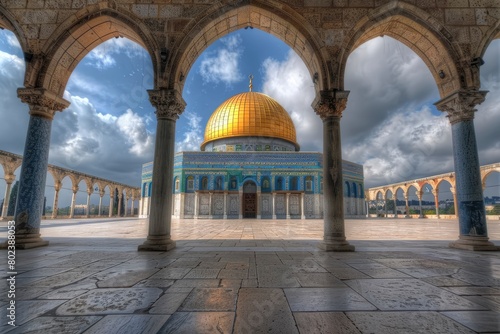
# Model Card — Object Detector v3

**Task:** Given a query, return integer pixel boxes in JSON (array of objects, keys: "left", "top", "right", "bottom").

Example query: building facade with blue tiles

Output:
[{"left": 139, "top": 89, "right": 365, "bottom": 219}]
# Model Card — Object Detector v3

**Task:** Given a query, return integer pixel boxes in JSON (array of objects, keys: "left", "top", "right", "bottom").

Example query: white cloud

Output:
[
  {"left": 117, "top": 109, "right": 154, "bottom": 156},
  {"left": 176, "top": 111, "right": 203, "bottom": 152},
  {"left": 199, "top": 34, "right": 243, "bottom": 85},
  {"left": 85, "top": 38, "right": 145, "bottom": 70},
  {"left": 262, "top": 50, "right": 322, "bottom": 151}
]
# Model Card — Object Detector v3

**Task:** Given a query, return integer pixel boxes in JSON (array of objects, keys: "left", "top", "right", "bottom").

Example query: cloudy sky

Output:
[{"left": 0, "top": 28, "right": 499, "bottom": 208}]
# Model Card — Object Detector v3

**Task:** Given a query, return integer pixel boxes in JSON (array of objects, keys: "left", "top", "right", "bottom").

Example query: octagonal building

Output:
[{"left": 139, "top": 88, "right": 365, "bottom": 219}]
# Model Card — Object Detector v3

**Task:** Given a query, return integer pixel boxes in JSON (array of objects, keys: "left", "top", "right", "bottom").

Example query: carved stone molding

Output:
[
  {"left": 313, "top": 90, "right": 350, "bottom": 120},
  {"left": 148, "top": 89, "right": 186, "bottom": 121},
  {"left": 434, "top": 89, "right": 488, "bottom": 125},
  {"left": 17, "top": 88, "right": 70, "bottom": 120}
]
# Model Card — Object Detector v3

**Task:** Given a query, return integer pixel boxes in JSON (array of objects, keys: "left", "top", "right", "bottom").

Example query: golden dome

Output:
[{"left": 201, "top": 92, "right": 299, "bottom": 150}]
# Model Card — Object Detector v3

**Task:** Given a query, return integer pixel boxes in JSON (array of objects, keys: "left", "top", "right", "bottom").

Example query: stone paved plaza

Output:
[{"left": 1, "top": 217, "right": 500, "bottom": 333}]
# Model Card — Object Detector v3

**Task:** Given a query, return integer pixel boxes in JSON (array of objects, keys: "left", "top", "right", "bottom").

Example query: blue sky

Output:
[{"left": 0, "top": 28, "right": 499, "bottom": 207}]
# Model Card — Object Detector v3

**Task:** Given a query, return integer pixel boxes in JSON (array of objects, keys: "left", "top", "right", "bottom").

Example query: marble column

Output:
[
  {"left": 385, "top": 197, "right": 388, "bottom": 217},
  {"left": 124, "top": 195, "right": 129, "bottom": 217},
  {"left": 301, "top": 193, "right": 306, "bottom": 219},
  {"left": 117, "top": 191, "right": 122, "bottom": 217},
  {"left": 208, "top": 192, "right": 213, "bottom": 217},
  {"left": 433, "top": 190, "right": 440, "bottom": 218},
  {"left": 223, "top": 192, "right": 227, "bottom": 219},
  {"left": 450, "top": 187, "right": 458, "bottom": 218},
  {"left": 314, "top": 90, "right": 354, "bottom": 251},
  {"left": 194, "top": 192, "right": 199, "bottom": 218},
  {"left": 51, "top": 181, "right": 61, "bottom": 219},
  {"left": 69, "top": 187, "right": 78, "bottom": 218},
  {"left": 1, "top": 88, "right": 69, "bottom": 249},
  {"left": 435, "top": 89, "right": 499, "bottom": 250},
  {"left": 1, "top": 174, "right": 15, "bottom": 219},
  {"left": 256, "top": 191, "right": 261, "bottom": 219},
  {"left": 272, "top": 193, "right": 276, "bottom": 219},
  {"left": 86, "top": 189, "right": 92, "bottom": 218},
  {"left": 417, "top": 191, "right": 423, "bottom": 218},
  {"left": 109, "top": 193, "right": 114, "bottom": 217},
  {"left": 404, "top": 194, "right": 410, "bottom": 218},
  {"left": 98, "top": 191, "right": 104, "bottom": 217},
  {"left": 285, "top": 193, "right": 290, "bottom": 219},
  {"left": 139, "top": 89, "right": 185, "bottom": 251},
  {"left": 393, "top": 196, "right": 398, "bottom": 218},
  {"left": 130, "top": 196, "right": 135, "bottom": 217}
]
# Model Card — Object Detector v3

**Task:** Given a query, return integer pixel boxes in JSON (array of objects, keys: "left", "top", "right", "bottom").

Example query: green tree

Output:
[
  {"left": 488, "top": 204, "right": 500, "bottom": 215},
  {"left": 7, "top": 181, "right": 19, "bottom": 216}
]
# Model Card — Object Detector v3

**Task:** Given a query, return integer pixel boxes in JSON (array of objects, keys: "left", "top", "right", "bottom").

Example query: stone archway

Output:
[{"left": 242, "top": 180, "right": 257, "bottom": 219}]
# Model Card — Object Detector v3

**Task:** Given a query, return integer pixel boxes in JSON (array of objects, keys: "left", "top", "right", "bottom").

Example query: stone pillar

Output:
[
  {"left": 117, "top": 191, "right": 122, "bottom": 217},
  {"left": 130, "top": 196, "right": 135, "bottom": 217},
  {"left": 432, "top": 190, "right": 440, "bottom": 218},
  {"left": 285, "top": 193, "right": 290, "bottom": 219},
  {"left": 69, "top": 186, "right": 78, "bottom": 218},
  {"left": 450, "top": 187, "right": 458, "bottom": 218},
  {"left": 139, "top": 89, "right": 185, "bottom": 251},
  {"left": 393, "top": 195, "right": 398, "bottom": 218},
  {"left": 404, "top": 194, "right": 410, "bottom": 218},
  {"left": 256, "top": 191, "right": 261, "bottom": 219},
  {"left": 314, "top": 90, "right": 354, "bottom": 251},
  {"left": 223, "top": 192, "right": 227, "bottom": 219},
  {"left": 194, "top": 192, "right": 199, "bottom": 219},
  {"left": 435, "top": 89, "right": 499, "bottom": 250},
  {"left": 301, "top": 193, "right": 306, "bottom": 219},
  {"left": 384, "top": 196, "right": 388, "bottom": 217},
  {"left": 109, "top": 193, "right": 114, "bottom": 218},
  {"left": 2, "top": 88, "right": 69, "bottom": 249},
  {"left": 272, "top": 193, "right": 276, "bottom": 219},
  {"left": 86, "top": 188, "right": 92, "bottom": 218},
  {"left": 98, "top": 191, "right": 104, "bottom": 217},
  {"left": 51, "top": 181, "right": 61, "bottom": 219},
  {"left": 417, "top": 191, "right": 423, "bottom": 218},
  {"left": 1, "top": 174, "right": 15, "bottom": 219},
  {"left": 208, "top": 192, "right": 213, "bottom": 217},
  {"left": 124, "top": 195, "right": 129, "bottom": 217}
]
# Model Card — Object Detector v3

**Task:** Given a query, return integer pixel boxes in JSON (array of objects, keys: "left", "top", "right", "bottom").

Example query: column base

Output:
[
  {"left": 138, "top": 235, "right": 176, "bottom": 252},
  {"left": 0, "top": 233, "right": 49, "bottom": 249},
  {"left": 449, "top": 236, "right": 500, "bottom": 251},
  {"left": 317, "top": 239, "right": 355, "bottom": 252}
]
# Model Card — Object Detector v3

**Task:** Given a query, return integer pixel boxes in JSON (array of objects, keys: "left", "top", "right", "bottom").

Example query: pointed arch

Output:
[
  {"left": 28, "top": 3, "right": 159, "bottom": 97},
  {"left": 167, "top": 1, "right": 330, "bottom": 94},
  {"left": 339, "top": 1, "right": 464, "bottom": 97},
  {"left": 0, "top": 5, "right": 28, "bottom": 54}
]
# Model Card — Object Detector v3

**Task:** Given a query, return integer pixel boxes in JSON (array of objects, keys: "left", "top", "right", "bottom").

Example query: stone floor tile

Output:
[
  {"left": 133, "top": 279, "right": 175, "bottom": 288},
  {"left": 83, "top": 315, "right": 170, "bottom": 334},
  {"left": 184, "top": 268, "right": 220, "bottom": 279},
  {"left": 242, "top": 279, "right": 258, "bottom": 287},
  {"left": 422, "top": 276, "right": 470, "bottom": 287},
  {"left": 16, "top": 267, "right": 71, "bottom": 278},
  {"left": 346, "top": 311, "right": 476, "bottom": 334},
  {"left": 346, "top": 279, "right": 488, "bottom": 311},
  {"left": 358, "top": 268, "right": 412, "bottom": 279},
  {"left": 28, "top": 271, "right": 93, "bottom": 288},
  {"left": 295, "top": 273, "right": 346, "bottom": 287},
  {"left": 5, "top": 316, "right": 102, "bottom": 334},
  {"left": 149, "top": 268, "right": 191, "bottom": 280},
  {"left": 452, "top": 270, "right": 500, "bottom": 287},
  {"left": 256, "top": 265, "right": 300, "bottom": 287},
  {"left": 96, "top": 269, "right": 159, "bottom": 288},
  {"left": 463, "top": 296, "right": 500, "bottom": 312},
  {"left": 149, "top": 292, "right": 191, "bottom": 314},
  {"left": 0, "top": 300, "right": 66, "bottom": 327},
  {"left": 284, "top": 287, "right": 376, "bottom": 312},
  {"left": 443, "top": 286, "right": 500, "bottom": 295},
  {"left": 234, "top": 288, "right": 298, "bottom": 333},
  {"left": 294, "top": 312, "right": 361, "bottom": 334},
  {"left": 218, "top": 269, "right": 249, "bottom": 279},
  {"left": 55, "top": 288, "right": 162, "bottom": 315},
  {"left": 399, "top": 267, "right": 461, "bottom": 278},
  {"left": 327, "top": 267, "right": 370, "bottom": 280},
  {"left": 179, "top": 288, "right": 238, "bottom": 311},
  {"left": 157, "top": 312, "right": 234, "bottom": 334},
  {"left": 38, "top": 280, "right": 97, "bottom": 299},
  {"left": 441, "top": 311, "right": 500, "bottom": 332},
  {"left": 219, "top": 279, "right": 242, "bottom": 288},
  {"left": 169, "top": 279, "right": 220, "bottom": 288}
]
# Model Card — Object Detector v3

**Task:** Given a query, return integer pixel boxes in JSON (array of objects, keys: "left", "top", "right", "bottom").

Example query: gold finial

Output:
[{"left": 249, "top": 74, "right": 253, "bottom": 92}]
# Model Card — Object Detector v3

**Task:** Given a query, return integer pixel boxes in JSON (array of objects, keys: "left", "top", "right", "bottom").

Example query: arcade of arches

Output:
[
  {"left": 367, "top": 162, "right": 500, "bottom": 220},
  {"left": 1, "top": 1, "right": 500, "bottom": 251},
  {"left": 0, "top": 150, "right": 140, "bottom": 224}
]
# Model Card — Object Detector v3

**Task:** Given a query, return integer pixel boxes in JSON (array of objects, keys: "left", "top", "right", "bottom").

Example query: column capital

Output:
[
  {"left": 148, "top": 89, "right": 186, "bottom": 121},
  {"left": 434, "top": 89, "right": 488, "bottom": 125},
  {"left": 72, "top": 186, "right": 79, "bottom": 194},
  {"left": 17, "top": 88, "right": 70, "bottom": 120},
  {"left": 313, "top": 90, "right": 350, "bottom": 120},
  {"left": 450, "top": 187, "right": 456, "bottom": 195},
  {"left": 4, "top": 173, "right": 15, "bottom": 184},
  {"left": 54, "top": 181, "right": 62, "bottom": 191},
  {"left": 99, "top": 190, "right": 106, "bottom": 197}
]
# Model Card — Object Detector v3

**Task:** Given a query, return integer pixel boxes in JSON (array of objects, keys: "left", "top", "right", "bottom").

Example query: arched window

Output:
[
  {"left": 261, "top": 177, "right": 271, "bottom": 193},
  {"left": 352, "top": 183, "right": 357, "bottom": 198},
  {"left": 344, "top": 181, "right": 351, "bottom": 197},
  {"left": 142, "top": 183, "right": 148, "bottom": 197},
  {"left": 320, "top": 177, "right": 323, "bottom": 193},
  {"left": 201, "top": 176, "right": 208, "bottom": 191},
  {"left": 359, "top": 184, "right": 364, "bottom": 198},
  {"left": 229, "top": 176, "right": 238, "bottom": 190},
  {"left": 174, "top": 178, "right": 179, "bottom": 193},
  {"left": 305, "top": 176, "right": 313, "bottom": 192},
  {"left": 290, "top": 176, "right": 298, "bottom": 191},
  {"left": 186, "top": 176, "right": 194, "bottom": 191},
  {"left": 276, "top": 177, "right": 284, "bottom": 191},
  {"left": 215, "top": 176, "right": 223, "bottom": 190}
]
